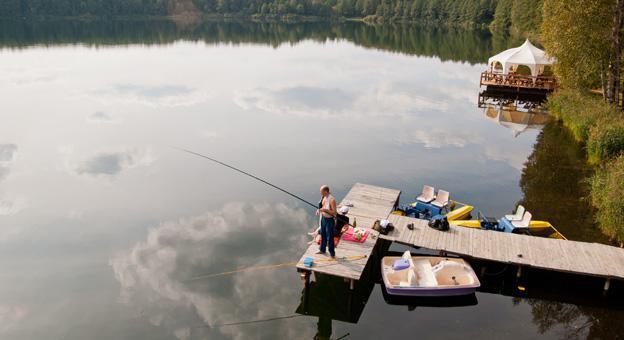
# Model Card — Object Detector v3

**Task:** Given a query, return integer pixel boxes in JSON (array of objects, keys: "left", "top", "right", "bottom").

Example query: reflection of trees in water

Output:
[
  {"left": 525, "top": 298, "right": 624, "bottom": 340},
  {"left": 519, "top": 122, "right": 607, "bottom": 243},
  {"left": 519, "top": 122, "right": 624, "bottom": 339},
  {"left": 0, "top": 19, "right": 524, "bottom": 64}
]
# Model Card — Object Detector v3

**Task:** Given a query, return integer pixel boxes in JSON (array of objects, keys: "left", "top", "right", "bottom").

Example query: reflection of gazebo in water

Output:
[
  {"left": 478, "top": 87, "right": 551, "bottom": 137},
  {"left": 480, "top": 39, "right": 557, "bottom": 92},
  {"left": 485, "top": 104, "right": 551, "bottom": 137}
]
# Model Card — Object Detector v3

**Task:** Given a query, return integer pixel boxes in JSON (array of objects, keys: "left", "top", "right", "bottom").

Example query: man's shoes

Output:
[{"left": 315, "top": 251, "right": 326, "bottom": 255}]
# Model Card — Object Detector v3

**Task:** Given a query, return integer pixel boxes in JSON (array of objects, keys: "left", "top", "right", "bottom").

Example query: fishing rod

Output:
[{"left": 175, "top": 148, "right": 317, "bottom": 209}]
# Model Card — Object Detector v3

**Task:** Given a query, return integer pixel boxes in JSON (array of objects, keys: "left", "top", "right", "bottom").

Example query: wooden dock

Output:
[
  {"left": 382, "top": 214, "right": 624, "bottom": 287},
  {"left": 295, "top": 183, "right": 401, "bottom": 286},
  {"left": 296, "top": 183, "right": 624, "bottom": 292}
]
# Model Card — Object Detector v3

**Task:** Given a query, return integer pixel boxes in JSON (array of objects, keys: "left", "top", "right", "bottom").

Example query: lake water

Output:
[{"left": 0, "top": 20, "right": 621, "bottom": 339}]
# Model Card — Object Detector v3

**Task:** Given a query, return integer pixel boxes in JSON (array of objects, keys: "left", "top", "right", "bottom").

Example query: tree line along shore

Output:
[{"left": 0, "top": 0, "right": 538, "bottom": 35}]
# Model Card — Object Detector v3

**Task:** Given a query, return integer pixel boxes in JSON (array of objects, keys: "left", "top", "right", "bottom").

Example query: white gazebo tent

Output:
[{"left": 488, "top": 39, "right": 554, "bottom": 77}]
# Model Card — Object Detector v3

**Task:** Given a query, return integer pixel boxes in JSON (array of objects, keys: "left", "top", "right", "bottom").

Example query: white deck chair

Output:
[
  {"left": 511, "top": 211, "right": 532, "bottom": 229},
  {"left": 416, "top": 185, "right": 435, "bottom": 203},
  {"left": 505, "top": 205, "right": 525, "bottom": 221},
  {"left": 431, "top": 190, "right": 450, "bottom": 208}
]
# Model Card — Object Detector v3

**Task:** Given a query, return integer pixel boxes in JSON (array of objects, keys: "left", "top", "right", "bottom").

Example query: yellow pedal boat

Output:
[{"left": 450, "top": 219, "right": 566, "bottom": 240}]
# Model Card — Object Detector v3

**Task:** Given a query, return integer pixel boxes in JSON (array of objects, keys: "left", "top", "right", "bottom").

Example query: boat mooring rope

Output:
[
  {"left": 450, "top": 199, "right": 470, "bottom": 207},
  {"left": 185, "top": 255, "right": 368, "bottom": 282}
]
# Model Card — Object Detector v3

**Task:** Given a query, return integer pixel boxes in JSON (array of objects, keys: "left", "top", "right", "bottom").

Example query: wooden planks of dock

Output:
[
  {"left": 338, "top": 182, "right": 401, "bottom": 229},
  {"left": 296, "top": 183, "right": 401, "bottom": 283},
  {"left": 384, "top": 214, "right": 624, "bottom": 281}
]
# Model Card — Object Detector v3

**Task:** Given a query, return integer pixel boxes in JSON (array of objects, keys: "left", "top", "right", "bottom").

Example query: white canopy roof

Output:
[{"left": 488, "top": 39, "right": 554, "bottom": 77}]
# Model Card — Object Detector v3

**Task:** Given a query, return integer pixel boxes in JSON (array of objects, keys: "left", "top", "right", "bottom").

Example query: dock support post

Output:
[
  {"left": 303, "top": 274, "right": 310, "bottom": 310},
  {"left": 516, "top": 266, "right": 522, "bottom": 278},
  {"left": 301, "top": 271, "right": 310, "bottom": 288},
  {"left": 603, "top": 279, "right": 611, "bottom": 295},
  {"left": 347, "top": 290, "right": 353, "bottom": 317},
  {"left": 349, "top": 279, "right": 355, "bottom": 291},
  {"left": 299, "top": 271, "right": 311, "bottom": 310}
]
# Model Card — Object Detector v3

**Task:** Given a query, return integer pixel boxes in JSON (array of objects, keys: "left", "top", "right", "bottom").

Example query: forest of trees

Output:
[
  {"left": 542, "top": 0, "right": 623, "bottom": 103},
  {"left": 0, "top": 0, "right": 173, "bottom": 17},
  {"left": 0, "top": 19, "right": 525, "bottom": 64},
  {"left": 0, "top": 0, "right": 541, "bottom": 34}
]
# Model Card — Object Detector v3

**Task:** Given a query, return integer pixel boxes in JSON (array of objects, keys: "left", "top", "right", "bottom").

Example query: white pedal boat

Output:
[{"left": 381, "top": 251, "right": 480, "bottom": 297}]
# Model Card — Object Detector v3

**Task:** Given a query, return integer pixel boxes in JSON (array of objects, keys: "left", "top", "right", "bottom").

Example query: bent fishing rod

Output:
[{"left": 175, "top": 147, "right": 318, "bottom": 209}]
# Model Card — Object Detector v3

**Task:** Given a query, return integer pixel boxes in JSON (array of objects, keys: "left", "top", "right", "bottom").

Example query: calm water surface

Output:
[{"left": 0, "top": 20, "right": 620, "bottom": 339}]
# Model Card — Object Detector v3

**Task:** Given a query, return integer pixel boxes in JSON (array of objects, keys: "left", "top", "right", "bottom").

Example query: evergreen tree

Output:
[{"left": 491, "top": 0, "right": 512, "bottom": 32}]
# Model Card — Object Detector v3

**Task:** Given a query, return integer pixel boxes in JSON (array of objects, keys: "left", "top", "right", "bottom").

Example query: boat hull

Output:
[
  {"left": 384, "top": 285, "right": 478, "bottom": 297},
  {"left": 381, "top": 255, "right": 480, "bottom": 297},
  {"left": 445, "top": 205, "right": 473, "bottom": 221}
]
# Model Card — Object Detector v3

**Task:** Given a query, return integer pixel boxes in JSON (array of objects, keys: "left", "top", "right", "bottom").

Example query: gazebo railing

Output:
[{"left": 480, "top": 71, "right": 558, "bottom": 91}]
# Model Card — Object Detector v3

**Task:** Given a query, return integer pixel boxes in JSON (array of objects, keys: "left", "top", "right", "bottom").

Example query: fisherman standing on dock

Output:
[{"left": 317, "top": 185, "right": 337, "bottom": 258}]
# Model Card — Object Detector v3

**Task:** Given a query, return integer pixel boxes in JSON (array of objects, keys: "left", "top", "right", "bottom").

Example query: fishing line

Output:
[
  {"left": 174, "top": 147, "right": 317, "bottom": 209},
  {"left": 185, "top": 255, "right": 368, "bottom": 282},
  {"left": 195, "top": 314, "right": 303, "bottom": 328}
]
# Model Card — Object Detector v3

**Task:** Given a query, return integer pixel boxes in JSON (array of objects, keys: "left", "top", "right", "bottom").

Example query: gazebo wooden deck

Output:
[{"left": 480, "top": 71, "right": 557, "bottom": 91}]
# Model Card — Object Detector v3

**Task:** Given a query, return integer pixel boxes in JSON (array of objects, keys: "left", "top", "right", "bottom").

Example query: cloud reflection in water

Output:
[
  {"left": 94, "top": 83, "right": 211, "bottom": 107},
  {"left": 395, "top": 129, "right": 482, "bottom": 149},
  {"left": 0, "top": 144, "right": 17, "bottom": 163},
  {"left": 235, "top": 82, "right": 448, "bottom": 118},
  {"left": 0, "top": 144, "right": 21, "bottom": 216},
  {"left": 87, "top": 111, "right": 117, "bottom": 123},
  {"left": 74, "top": 149, "right": 154, "bottom": 177},
  {"left": 111, "top": 203, "right": 314, "bottom": 339}
]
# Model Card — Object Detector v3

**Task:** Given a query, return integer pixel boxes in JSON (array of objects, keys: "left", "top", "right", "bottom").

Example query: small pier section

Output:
[
  {"left": 296, "top": 183, "right": 401, "bottom": 285},
  {"left": 383, "top": 215, "right": 624, "bottom": 285}
]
